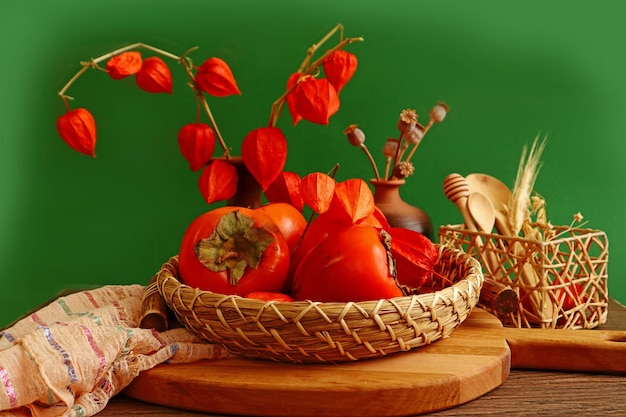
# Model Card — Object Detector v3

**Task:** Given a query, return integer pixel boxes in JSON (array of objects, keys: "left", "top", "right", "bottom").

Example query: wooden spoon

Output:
[
  {"left": 467, "top": 192, "right": 496, "bottom": 234},
  {"left": 466, "top": 174, "right": 550, "bottom": 321},
  {"left": 466, "top": 173, "right": 513, "bottom": 236}
]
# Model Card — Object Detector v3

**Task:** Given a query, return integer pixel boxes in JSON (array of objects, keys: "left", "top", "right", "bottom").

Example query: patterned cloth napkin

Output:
[{"left": 0, "top": 285, "right": 232, "bottom": 417}]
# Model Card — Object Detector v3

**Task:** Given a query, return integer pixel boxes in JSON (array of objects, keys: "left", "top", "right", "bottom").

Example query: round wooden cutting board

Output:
[{"left": 124, "top": 308, "right": 511, "bottom": 416}]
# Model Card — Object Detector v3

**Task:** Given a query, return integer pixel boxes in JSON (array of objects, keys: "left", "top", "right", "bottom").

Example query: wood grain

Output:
[
  {"left": 124, "top": 308, "right": 511, "bottom": 417},
  {"left": 102, "top": 299, "right": 626, "bottom": 417}
]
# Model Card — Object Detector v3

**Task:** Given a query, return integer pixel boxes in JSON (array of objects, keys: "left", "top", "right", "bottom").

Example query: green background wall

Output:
[{"left": 1, "top": 0, "right": 624, "bottom": 326}]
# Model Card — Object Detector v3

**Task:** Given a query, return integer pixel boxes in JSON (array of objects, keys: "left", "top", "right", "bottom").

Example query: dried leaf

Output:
[
  {"left": 195, "top": 57, "right": 241, "bottom": 97},
  {"left": 265, "top": 171, "right": 304, "bottom": 212},
  {"left": 198, "top": 159, "right": 238, "bottom": 204},
  {"left": 332, "top": 178, "right": 374, "bottom": 223},
  {"left": 323, "top": 49, "right": 358, "bottom": 93},
  {"left": 177, "top": 123, "right": 215, "bottom": 172},
  {"left": 300, "top": 172, "right": 336, "bottom": 214},
  {"left": 241, "top": 127, "right": 287, "bottom": 191},
  {"left": 106, "top": 51, "right": 142, "bottom": 80},
  {"left": 135, "top": 56, "right": 173, "bottom": 94},
  {"left": 295, "top": 77, "right": 340, "bottom": 125},
  {"left": 56, "top": 107, "right": 97, "bottom": 157}
]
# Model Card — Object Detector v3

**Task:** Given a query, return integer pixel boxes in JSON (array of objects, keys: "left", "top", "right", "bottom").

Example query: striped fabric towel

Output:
[{"left": 0, "top": 285, "right": 231, "bottom": 417}]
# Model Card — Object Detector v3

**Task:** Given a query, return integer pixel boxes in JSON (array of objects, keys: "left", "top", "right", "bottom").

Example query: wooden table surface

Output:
[{"left": 99, "top": 299, "right": 626, "bottom": 417}]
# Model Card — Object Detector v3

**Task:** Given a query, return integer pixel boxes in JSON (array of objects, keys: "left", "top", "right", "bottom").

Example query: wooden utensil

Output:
[
  {"left": 467, "top": 191, "right": 496, "bottom": 234},
  {"left": 446, "top": 173, "right": 549, "bottom": 322},
  {"left": 443, "top": 173, "right": 518, "bottom": 314},
  {"left": 465, "top": 173, "right": 514, "bottom": 236},
  {"left": 443, "top": 173, "right": 477, "bottom": 231},
  {"left": 465, "top": 191, "right": 518, "bottom": 314},
  {"left": 124, "top": 308, "right": 626, "bottom": 417}
]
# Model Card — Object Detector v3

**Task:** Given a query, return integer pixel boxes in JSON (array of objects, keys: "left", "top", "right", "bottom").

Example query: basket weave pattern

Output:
[
  {"left": 439, "top": 224, "right": 609, "bottom": 329},
  {"left": 154, "top": 246, "right": 483, "bottom": 363}
]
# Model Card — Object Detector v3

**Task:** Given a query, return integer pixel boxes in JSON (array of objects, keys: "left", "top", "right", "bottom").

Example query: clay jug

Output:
[{"left": 370, "top": 179, "right": 434, "bottom": 241}]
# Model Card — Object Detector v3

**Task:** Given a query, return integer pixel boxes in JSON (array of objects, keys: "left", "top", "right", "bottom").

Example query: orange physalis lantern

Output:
[
  {"left": 300, "top": 172, "right": 336, "bottom": 214},
  {"left": 56, "top": 107, "right": 97, "bottom": 157},
  {"left": 195, "top": 57, "right": 241, "bottom": 97},
  {"left": 265, "top": 171, "right": 304, "bottom": 212},
  {"left": 323, "top": 49, "right": 358, "bottom": 93},
  {"left": 135, "top": 56, "right": 173, "bottom": 94},
  {"left": 198, "top": 159, "right": 238, "bottom": 204},
  {"left": 177, "top": 123, "right": 216, "bottom": 172},
  {"left": 106, "top": 51, "right": 142, "bottom": 80},
  {"left": 285, "top": 73, "right": 303, "bottom": 126},
  {"left": 332, "top": 178, "right": 375, "bottom": 224},
  {"left": 295, "top": 77, "right": 340, "bottom": 125},
  {"left": 241, "top": 127, "right": 287, "bottom": 191}
]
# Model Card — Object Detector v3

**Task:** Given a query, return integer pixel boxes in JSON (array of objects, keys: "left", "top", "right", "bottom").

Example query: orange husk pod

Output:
[
  {"left": 241, "top": 127, "right": 287, "bottom": 191},
  {"left": 265, "top": 171, "right": 304, "bottom": 212},
  {"left": 177, "top": 123, "right": 216, "bottom": 172},
  {"left": 106, "top": 51, "right": 142, "bottom": 80},
  {"left": 300, "top": 172, "right": 336, "bottom": 214},
  {"left": 294, "top": 77, "right": 340, "bottom": 125},
  {"left": 195, "top": 57, "right": 241, "bottom": 97},
  {"left": 285, "top": 72, "right": 303, "bottom": 126},
  {"left": 56, "top": 107, "right": 97, "bottom": 157},
  {"left": 323, "top": 49, "right": 358, "bottom": 93},
  {"left": 388, "top": 227, "right": 439, "bottom": 290},
  {"left": 198, "top": 159, "right": 238, "bottom": 204},
  {"left": 332, "top": 178, "right": 375, "bottom": 224},
  {"left": 135, "top": 56, "right": 173, "bottom": 94}
]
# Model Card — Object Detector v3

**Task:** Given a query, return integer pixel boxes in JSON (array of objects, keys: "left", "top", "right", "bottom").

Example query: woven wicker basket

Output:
[
  {"left": 152, "top": 245, "right": 483, "bottom": 363},
  {"left": 439, "top": 224, "right": 609, "bottom": 329}
]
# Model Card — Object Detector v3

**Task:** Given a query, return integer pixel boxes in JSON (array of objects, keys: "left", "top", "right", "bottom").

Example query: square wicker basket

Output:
[{"left": 439, "top": 224, "right": 609, "bottom": 329}]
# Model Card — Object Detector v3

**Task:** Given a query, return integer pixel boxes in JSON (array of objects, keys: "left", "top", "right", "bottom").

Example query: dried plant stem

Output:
[
  {"left": 57, "top": 42, "right": 231, "bottom": 156},
  {"left": 268, "top": 24, "right": 363, "bottom": 127},
  {"left": 360, "top": 144, "right": 381, "bottom": 180},
  {"left": 384, "top": 157, "right": 392, "bottom": 180},
  {"left": 507, "top": 135, "right": 551, "bottom": 321},
  {"left": 404, "top": 120, "right": 433, "bottom": 163},
  {"left": 178, "top": 52, "right": 230, "bottom": 157},
  {"left": 508, "top": 135, "right": 546, "bottom": 235}
]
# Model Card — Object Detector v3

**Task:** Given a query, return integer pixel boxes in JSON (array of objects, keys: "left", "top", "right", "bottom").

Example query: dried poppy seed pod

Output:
[
  {"left": 382, "top": 138, "right": 398, "bottom": 158},
  {"left": 397, "top": 108, "right": 417, "bottom": 133},
  {"left": 391, "top": 161, "right": 415, "bottom": 179},
  {"left": 404, "top": 124, "right": 425, "bottom": 145},
  {"left": 343, "top": 124, "right": 365, "bottom": 146},
  {"left": 429, "top": 102, "right": 449, "bottom": 123}
]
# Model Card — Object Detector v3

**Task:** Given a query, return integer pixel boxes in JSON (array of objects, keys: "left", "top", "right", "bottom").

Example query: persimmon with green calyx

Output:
[
  {"left": 292, "top": 224, "right": 403, "bottom": 302},
  {"left": 178, "top": 206, "right": 290, "bottom": 295}
]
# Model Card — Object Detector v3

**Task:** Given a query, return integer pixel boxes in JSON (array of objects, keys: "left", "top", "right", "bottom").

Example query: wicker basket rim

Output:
[{"left": 156, "top": 245, "right": 483, "bottom": 309}]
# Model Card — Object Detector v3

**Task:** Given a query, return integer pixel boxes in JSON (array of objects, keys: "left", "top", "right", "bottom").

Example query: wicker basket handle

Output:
[{"left": 139, "top": 275, "right": 169, "bottom": 331}]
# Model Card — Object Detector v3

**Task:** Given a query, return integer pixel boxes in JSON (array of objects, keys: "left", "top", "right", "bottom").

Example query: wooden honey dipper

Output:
[
  {"left": 443, "top": 173, "right": 477, "bottom": 231},
  {"left": 443, "top": 173, "right": 518, "bottom": 315}
]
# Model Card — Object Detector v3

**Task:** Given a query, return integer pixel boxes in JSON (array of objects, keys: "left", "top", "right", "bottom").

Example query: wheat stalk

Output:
[{"left": 508, "top": 135, "right": 547, "bottom": 236}]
